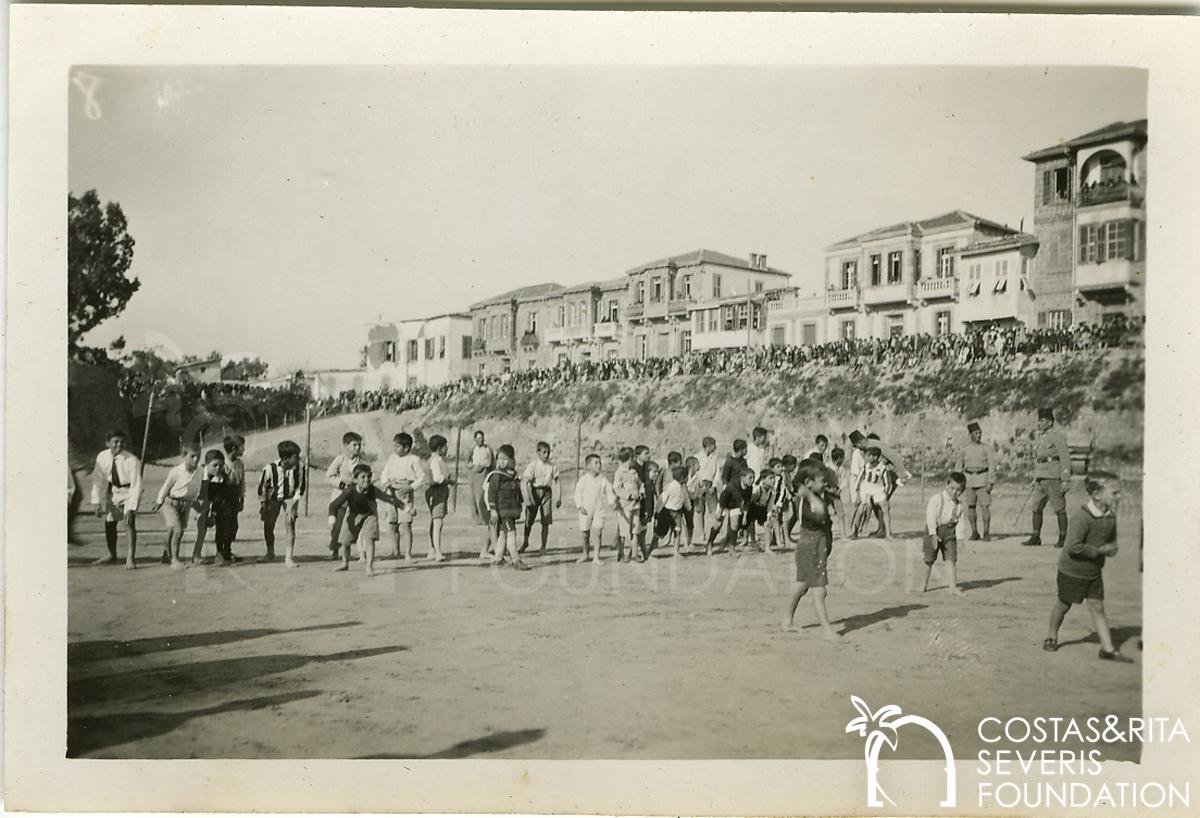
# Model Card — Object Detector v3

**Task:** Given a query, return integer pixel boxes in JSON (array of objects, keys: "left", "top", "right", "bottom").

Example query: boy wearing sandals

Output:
[{"left": 1043, "top": 473, "right": 1134, "bottom": 663}]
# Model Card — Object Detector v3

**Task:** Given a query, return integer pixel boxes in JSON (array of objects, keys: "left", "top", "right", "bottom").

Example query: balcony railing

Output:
[
  {"left": 1078, "top": 180, "right": 1136, "bottom": 208},
  {"left": 543, "top": 326, "right": 566, "bottom": 344},
  {"left": 626, "top": 303, "right": 645, "bottom": 320},
  {"left": 1076, "top": 259, "right": 1139, "bottom": 293},
  {"left": 827, "top": 288, "right": 860, "bottom": 309},
  {"left": 916, "top": 276, "right": 958, "bottom": 300},
  {"left": 861, "top": 281, "right": 913, "bottom": 305},
  {"left": 593, "top": 321, "right": 619, "bottom": 339},
  {"left": 519, "top": 331, "right": 539, "bottom": 350}
]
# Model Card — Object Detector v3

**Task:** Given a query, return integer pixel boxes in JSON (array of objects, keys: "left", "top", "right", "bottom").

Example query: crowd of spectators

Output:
[{"left": 308, "top": 318, "right": 1142, "bottom": 419}]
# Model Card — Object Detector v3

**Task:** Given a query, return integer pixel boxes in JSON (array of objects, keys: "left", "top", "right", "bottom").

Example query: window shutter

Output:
[
  {"left": 1042, "top": 170, "right": 1053, "bottom": 205},
  {"left": 1137, "top": 219, "right": 1146, "bottom": 261},
  {"left": 1097, "top": 224, "right": 1107, "bottom": 263},
  {"left": 1079, "top": 226, "right": 1088, "bottom": 263},
  {"left": 1124, "top": 219, "right": 1136, "bottom": 260}
]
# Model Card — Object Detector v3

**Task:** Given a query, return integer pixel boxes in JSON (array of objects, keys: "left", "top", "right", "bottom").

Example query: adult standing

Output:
[
  {"left": 467, "top": 430, "right": 495, "bottom": 556},
  {"left": 955, "top": 421, "right": 996, "bottom": 541},
  {"left": 1022, "top": 408, "right": 1071, "bottom": 547}
]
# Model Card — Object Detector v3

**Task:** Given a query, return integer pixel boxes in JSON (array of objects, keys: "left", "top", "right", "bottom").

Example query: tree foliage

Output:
[
  {"left": 68, "top": 189, "right": 139, "bottom": 354},
  {"left": 222, "top": 356, "right": 270, "bottom": 381}
]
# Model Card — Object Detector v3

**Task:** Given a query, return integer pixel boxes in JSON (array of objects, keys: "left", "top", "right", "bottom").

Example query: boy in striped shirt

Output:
[{"left": 257, "top": 440, "right": 306, "bottom": 566}]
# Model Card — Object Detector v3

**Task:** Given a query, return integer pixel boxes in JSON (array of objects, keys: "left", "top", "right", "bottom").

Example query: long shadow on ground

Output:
[
  {"left": 70, "top": 645, "right": 408, "bottom": 708},
  {"left": 359, "top": 727, "right": 548, "bottom": 759},
  {"left": 1057, "top": 625, "right": 1142, "bottom": 651},
  {"left": 835, "top": 603, "right": 928, "bottom": 635},
  {"left": 69, "top": 622, "right": 363, "bottom": 664},
  {"left": 959, "top": 576, "right": 1022, "bottom": 591},
  {"left": 67, "top": 690, "right": 322, "bottom": 757}
]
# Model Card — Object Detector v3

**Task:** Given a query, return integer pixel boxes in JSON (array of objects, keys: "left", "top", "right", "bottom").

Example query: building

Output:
[
  {"left": 955, "top": 233, "right": 1040, "bottom": 330},
  {"left": 175, "top": 357, "right": 223, "bottom": 384},
  {"left": 468, "top": 283, "right": 564, "bottom": 376},
  {"left": 539, "top": 276, "right": 627, "bottom": 366},
  {"left": 624, "top": 249, "right": 791, "bottom": 358},
  {"left": 823, "top": 210, "right": 1024, "bottom": 340},
  {"left": 689, "top": 289, "right": 787, "bottom": 351},
  {"left": 364, "top": 312, "right": 474, "bottom": 388},
  {"left": 764, "top": 289, "right": 830, "bottom": 347},
  {"left": 1022, "top": 119, "right": 1147, "bottom": 327}
]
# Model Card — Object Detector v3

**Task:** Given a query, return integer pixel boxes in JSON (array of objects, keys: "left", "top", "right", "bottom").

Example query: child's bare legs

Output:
[
  {"left": 335, "top": 535, "right": 350, "bottom": 571},
  {"left": 399, "top": 522, "right": 414, "bottom": 560},
  {"left": 123, "top": 514, "right": 138, "bottom": 569},
  {"left": 1086, "top": 598, "right": 1117, "bottom": 653},
  {"left": 783, "top": 581, "right": 809, "bottom": 630},
  {"left": 364, "top": 534, "right": 376, "bottom": 576},
  {"left": 577, "top": 528, "right": 590, "bottom": 562},
  {"left": 429, "top": 517, "right": 446, "bottom": 561},
  {"left": 879, "top": 501, "right": 893, "bottom": 539},
  {"left": 284, "top": 510, "right": 298, "bottom": 567},
  {"left": 921, "top": 561, "right": 935, "bottom": 593},
  {"left": 946, "top": 560, "right": 963, "bottom": 595},
  {"left": 593, "top": 530, "right": 603, "bottom": 563},
  {"left": 811, "top": 587, "right": 840, "bottom": 639},
  {"left": 381, "top": 522, "right": 399, "bottom": 561},
  {"left": 1047, "top": 599, "right": 1071, "bottom": 643},
  {"left": 725, "top": 510, "right": 742, "bottom": 554},
  {"left": 538, "top": 522, "right": 551, "bottom": 554},
  {"left": 479, "top": 521, "right": 494, "bottom": 560}
]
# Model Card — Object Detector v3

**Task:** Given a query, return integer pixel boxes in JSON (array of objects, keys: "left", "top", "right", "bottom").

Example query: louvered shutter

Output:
[
  {"left": 1079, "top": 226, "right": 1089, "bottom": 262},
  {"left": 1124, "top": 219, "right": 1136, "bottom": 260},
  {"left": 1097, "top": 224, "right": 1107, "bottom": 263}
]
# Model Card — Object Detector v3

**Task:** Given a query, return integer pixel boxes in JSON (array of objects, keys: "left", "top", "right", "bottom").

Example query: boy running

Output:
[{"left": 329, "top": 463, "right": 400, "bottom": 576}]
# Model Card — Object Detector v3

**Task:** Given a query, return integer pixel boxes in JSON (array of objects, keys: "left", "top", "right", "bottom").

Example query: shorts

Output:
[
  {"left": 161, "top": 498, "right": 191, "bottom": 530},
  {"left": 698, "top": 481, "right": 717, "bottom": 515},
  {"left": 655, "top": 507, "right": 685, "bottom": 539},
  {"left": 578, "top": 507, "right": 607, "bottom": 533},
  {"left": 794, "top": 528, "right": 828, "bottom": 587},
  {"left": 426, "top": 485, "right": 449, "bottom": 520},
  {"left": 747, "top": 504, "right": 769, "bottom": 525},
  {"left": 962, "top": 485, "right": 992, "bottom": 508},
  {"left": 101, "top": 493, "right": 135, "bottom": 523},
  {"left": 527, "top": 486, "right": 553, "bottom": 524},
  {"left": 338, "top": 513, "right": 379, "bottom": 546},
  {"left": 1057, "top": 571, "right": 1104, "bottom": 604},
  {"left": 614, "top": 505, "right": 635, "bottom": 540},
  {"left": 923, "top": 524, "right": 958, "bottom": 565},
  {"left": 379, "top": 495, "right": 416, "bottom": 526},
  {"left": 496, "top": 516, "right": 518, "bottom": 534},
  {"left": 861, "top": 484, "right": 888, "bottom": 508},
  {"left": 1033, "top": 478, "right": 1067, "bottom": 513},
  {"left": 637, "top": 496, "right": 656, "bottom": 526},
  {"left": 261, "top": 498, "right": 299, "bottom": 530}
]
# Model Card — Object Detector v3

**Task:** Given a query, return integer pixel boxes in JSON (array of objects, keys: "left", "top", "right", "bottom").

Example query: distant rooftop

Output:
[
  {"left": 959, "top": 232, "right": 1040, "bottom": 258},
  {"left": 827, "top": 210, "right": 1017, "bottom": 250},
  {"left": 1022, "top": 119, "right": 1148, "bottom": 162},
  {"left": 626, "top": 248, "right": 789, "bottom": 276},
  {"left": 469, "top": 282, "right": 564, "bottom": 309}
]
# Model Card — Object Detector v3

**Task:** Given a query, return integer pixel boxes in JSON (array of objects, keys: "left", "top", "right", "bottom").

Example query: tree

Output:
[
  {"left": 222, "top": 356, "right": 270, "bottom": 381},
  {"left": 68, "top": 190, "right": 139, "bottom": 355}
]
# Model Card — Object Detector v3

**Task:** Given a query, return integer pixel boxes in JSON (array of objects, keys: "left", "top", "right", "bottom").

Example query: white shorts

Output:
[
  {"left": 861, "top": 483, "right": 888, "bottom": 507},
  {"left": 378, "top": 499, "right": 416, "bottom": 526},
  {"left": 578, "top": 508, "right": 607, "bottom": 533},
  {"left": 102, "top": 492, "right": 134, "bottom": 523}
]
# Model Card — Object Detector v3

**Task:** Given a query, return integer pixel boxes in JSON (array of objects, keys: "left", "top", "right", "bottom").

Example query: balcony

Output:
[
  {"left": 916, "top": 276, "right": 958, "bottom": 301},
  {"left": 861, "top": 281, "right": 913, "bottom": 306},
  {"left": 626, "top": 303, "right": 644, "bottom": 320},
  {"left": 544, "top": 326, "right": 565, "bottom": 344},
  {"left": 1078, "top": 179, "right": 1142, "bottom": 208},
  {"left": 668, "top": 298, "right": 692, "bottom": 316},
  {"left": 519, "top": 331, "right": 539, "bottom": 350},
  {"left": 827, "top": 288, "right": 859, "bottom": 310},
  {"left": 489, "top": 336, "right": 512, "bottom": 354},
  {"left": 594, "top": 321, "right": 619, "bottom": 340},
  {"left": 1076, "top": 259, "right": 1140, "bottom": 294}
]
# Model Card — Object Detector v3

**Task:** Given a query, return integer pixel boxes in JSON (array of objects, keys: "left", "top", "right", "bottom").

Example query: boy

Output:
[
  {"left": 759, "top": 458, "right": 788, "bottom": 553},
  {"left": 828, "top": 447, "right": 849, "bottom": 540},
  {"left": 574, "top": 453, "right": 616, "bottom": 562},
  {"left": 326, "top": 431, "right": 364, "bottom": 559},
  {"left": 631, "top": 445, "right": 655, "bottom": 561},
  {"left": 612, "top": 447, "right": 642, "bottom": 563},
  {"left": 469, "top": 430, "right": 496, "bottom": 559},
  {"left": 805, "top": 434, "right": 830, "bottom": 463},
  {"left": 1043, "top": 475, "right": 1133, "bottom": 662},
  {"left": 782, "top": 461, "right": 841, "bottom": 640},
  {"left": 257, "top": 440, "right": 307, "bottom": 567},
  {"left": 520, "top": 441, "right": 561, "bottom": 555},
  {"left": 709, "top": 467, "right": 753, "bottom": 556},
  {"left": 638, "top": 457, "right": 661, "bottom": 561},
  {"left": 329, "top": 463, "right": 399, "bottom": 576},
  {"left": 379, "top": 432, "right": 425, "bottom": 561},
  {"left": 485, "top": 444, "right": 531, "bottom": 570},
  {"left": 199, "top": 450, "right": 241, "bottom": 566},
  {"left": 90, "top": 429, "right": 142, "bottom": 569},
  {"left": 425, "top": 434, "right": 451, "bottom": 562},
  {"left": 658, "top": 464, "right": 692, "bottom": 558},
  {"left": 852, "top": 447, "right": 893, "bottom": 539},
  {"left": 153, "top": 444, "right": 200, "bottom": 568},
  {"left": 694, "top": 437, "right": 719, "bottom": 545},
  {"left": 922, "top": 472, "right": 966, "bottom": 595},
  {"left": 222, "top": 434, "right": 247, "bottom": 560},
  {"left": 684, "top": 456, "right": 703, "bottom": 546}
]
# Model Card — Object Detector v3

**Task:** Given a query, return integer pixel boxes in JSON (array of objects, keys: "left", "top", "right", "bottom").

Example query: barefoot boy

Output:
[
  {"left": 379, "top": 432, "right": 424, "bottom": 561},
  {"left": 326, "top": 431, "right": 364, "bottom": 559},
  {"left": 485, "top": 444, "right": 531, "bottom": 571},
  {"left": 852, "top": 446, "right": 893, "bottom": 539},
  {"left": 783, "top": 461, "right": 840, "bottom": 640},
  {"left": 90, "top": 429, "right": 142, "bottom": 569},
  {"left": 922, "top": 472, "right": 966, "bottom": 595},
  {"left": 574, "top": 453, "right": 616, "bottom": 562},
  {"left": 425, "top": 434, "right": 451, "bottom": 562},
  {"left": 1043, "top": 474, "right": 1133, "bottom": 662},
  {"left": 612, "top": 447, "right": 642, "bottom": 563},
  {"left": 223, "top": 434, "right": 247, "bottom": 560},
  {"left": 520, "top": 441, "right": 561, "bottom": 555},
  {"left": 153, "top": 444, "right": 200, "bottom": 568},
  {"left": 257, "top": 440, "right": 306, "bottom": 566},
  {"left": 199, "top": 450, "right": 242, "bottom": 567},
  {"left": 329, "top": 463, "right": 399, "bottom": 576}
]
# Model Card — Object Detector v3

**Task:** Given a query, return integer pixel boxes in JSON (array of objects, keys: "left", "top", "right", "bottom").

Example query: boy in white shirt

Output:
[
  {"left": 922, "top": 472, "right": 966, "bottom": 595},
  {"left": 520, "top": 441, "right": 561, "bottom": 555},
  {"left": 424, "top": 434, "right": 451, "bottom": 562},
  {"left": 378, "top": 432, "right": 425, "bottom": 561},
  {"left": 153, "top": 444, "right": 200, "bottom": 568},
  {"left": 574, "top": 453, "right": 616, "bottom": 563},
  {"left": 659, "top": 464, "right": 692, "bottom": 558},
  {"left": 694, "top": 436, "right": 719, "bottom": 542},
  {"left": 325, "top": 431, "right": 364, "bottom": 560},
  {"left": 90, "top": 429, "right": 143, "bottom": 569}
]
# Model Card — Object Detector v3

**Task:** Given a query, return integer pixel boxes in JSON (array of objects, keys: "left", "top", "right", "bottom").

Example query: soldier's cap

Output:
[
  {"left": 1038, "top": 408, "right": 1055, "bottom": 421},
  {"left": 849, "top": 430, "right": 865, "bottom": 444},
  {"left": 967, "top": 422, "right": 981, "bottom": 434}
]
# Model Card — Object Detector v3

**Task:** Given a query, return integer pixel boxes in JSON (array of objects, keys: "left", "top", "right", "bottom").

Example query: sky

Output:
[{"left": 68, "top": 65, "right": 1146, "bottom": 372}]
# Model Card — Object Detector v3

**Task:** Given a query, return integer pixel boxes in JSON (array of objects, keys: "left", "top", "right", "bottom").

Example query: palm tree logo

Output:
[{"left": 845, "top": 695, "right": 957, "bottom": 808}]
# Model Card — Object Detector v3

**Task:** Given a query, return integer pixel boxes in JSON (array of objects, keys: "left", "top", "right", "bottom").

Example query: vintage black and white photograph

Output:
[{"left": 61, "top": 61, "right": 1152, "bottom": 767}]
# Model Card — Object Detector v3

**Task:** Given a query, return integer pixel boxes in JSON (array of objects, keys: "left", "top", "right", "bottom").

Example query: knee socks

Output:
[{"left": 104, "top": 521, "right": 118, "bottom": 557}]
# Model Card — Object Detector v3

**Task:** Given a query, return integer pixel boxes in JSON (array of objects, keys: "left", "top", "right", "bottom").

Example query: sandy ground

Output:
[{"left": 68, "top": 465, "right": 1142, "bottom": 760}]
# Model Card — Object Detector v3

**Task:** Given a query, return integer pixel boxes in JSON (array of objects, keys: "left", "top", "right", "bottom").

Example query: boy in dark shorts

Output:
[
  {"left": 708, "top": 467, "right": 753, "bottom": 556},
  {"left": 197, "top": 450, "right": 240, "bottom": 566},
  {"left": 425, "top": 434, "right": 451, "bottom": 562},
  {"left": 1043, "top": 474, "right": 1133, "bottom": 662},
  {"left": 520, "top": 441, "right": 561, "bottom": 555},
  {"left": 329, "top": 463, "right": 399, "bottom": 576},
  {"left": 922, "top": 472, "right": 966, "bottom": 595},
  {"left": 783, "top": 461, "right": 840, "bottom": 640},
  {"left": 486, "top": 445, "right": 531, "bottom": 571},
  {"left": 258, "top": 440, "right": 306, "bottom": 567}
]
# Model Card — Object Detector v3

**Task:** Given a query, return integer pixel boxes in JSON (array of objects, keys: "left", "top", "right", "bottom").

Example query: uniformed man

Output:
[
  {"left": 955, "top": 421, "right": 996, "bottom": 541},
  {"left": 1022, "top": 407, "right": 1071, "bottom": 547}
]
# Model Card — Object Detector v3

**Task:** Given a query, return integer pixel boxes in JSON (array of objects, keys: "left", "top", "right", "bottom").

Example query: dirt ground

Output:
[{"left": 68, "top": 465, "right": 1142, "bottom": 760}]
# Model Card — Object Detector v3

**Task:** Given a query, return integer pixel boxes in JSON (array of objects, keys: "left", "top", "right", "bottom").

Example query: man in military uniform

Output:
[
  {"left": 955, "top": 421, "right": 996, "bottom": 541},
  {"left": 1022, "top": 407, "right": 1071, "bottom": 547}
]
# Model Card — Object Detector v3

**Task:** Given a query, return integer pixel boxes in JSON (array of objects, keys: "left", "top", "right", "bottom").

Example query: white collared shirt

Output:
[
  {"left": 157, "top": 463, "right": 200, "bottom": 504},
  {"left": 91, "top": 449, "right": 143, "bottom": 509},
  {"left": 695, "top": 450, "right": 719, "bottom": 483}
]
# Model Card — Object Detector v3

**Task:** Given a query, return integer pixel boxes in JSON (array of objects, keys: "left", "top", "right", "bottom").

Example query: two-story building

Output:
[
  {"left": 764, "top": 289, "right": 830, "bottom": 348},
  {"left": 624, "top": 249, "right": 791, "bottom": 358},
  {"left": 537, "top": 276, "right": 627, "bottom": 365},
  {"left": 824, "top": 210, "right": 1023, "bottom": 340},
  {"left": 1022, "top": 119, "right": 1147, "bottom": 327},
  {"left": 468, "top": 283, "right": 564, "bottom": 376},
  {"left": 689, "top": 289, "right": 790, "bottom": 351},
  {"left": 364, "top": 312, "right": 474, "bottom": 388}
]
